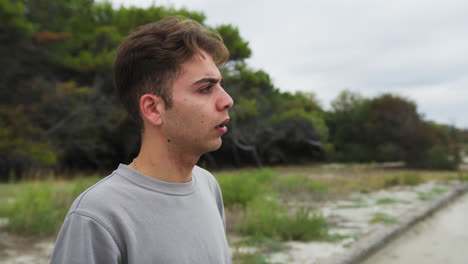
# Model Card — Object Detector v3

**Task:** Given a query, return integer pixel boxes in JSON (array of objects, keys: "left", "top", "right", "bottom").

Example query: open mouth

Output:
[{"left": 215, "top": 119, "right": 230, "bottom": 129}]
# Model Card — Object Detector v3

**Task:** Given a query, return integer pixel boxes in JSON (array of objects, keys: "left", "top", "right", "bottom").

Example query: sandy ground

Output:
[
  {"left": 0, "top": 232, "right": 53, "bottom": 264},
  {"left": 360, "top": 191, "right": 468, "bottom": 264},
  {"left": 267, "top": 180, "right": 461, "bottom": 264},
  {"left": 0, "top": 180, "right": 462, "bottom": 264}
]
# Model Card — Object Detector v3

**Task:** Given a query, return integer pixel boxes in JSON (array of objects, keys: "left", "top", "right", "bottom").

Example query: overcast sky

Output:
[{"left": 109, "top": 0, "right": 468, "bottom": 128}]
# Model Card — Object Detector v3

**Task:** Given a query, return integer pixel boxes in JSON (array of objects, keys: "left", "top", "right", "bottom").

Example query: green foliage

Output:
[
  {"left": 0, "top": 182, "right": 61, "bottom": 235},
  {"left": 0, "top": 0, "right": 37, "bottom": 37},
  {"left": 375, "top": 198, "right": 410, "bottom": 205},
  {"left": 218, "top": 62, "right": 328, "bottom": 167},
  {"left": 240, "top": 195, "right": 328, "bottom": 241},
  {"left": 216, "top": 169, "right": 274, "bottom": 207},
  {"left": 0, "top": 177, "right": 99, "bottom": 235},
  {"left": 419, "top": 145, "right": 459, "bottom": 170},
  {"left": 240, "top": 236, "right": 285, "bottom": 253},
  {"left": 240, "top": 195, "right": 286, "bottom": 238},
  {"left": 215, "top": 24, "right": 251, "bottom": 61},
  {"left": 418, "top": 187, "right": 446, "bottom": 201},
  {"left": 2, "top": 0, "right": 330, "bottom": 177},
  {"left": 327, "top": 91, "right": 461, "bottom": 170},
  {"left": 283, "top": 207, "right": 329, "bottom": 241},
  {"left": 370, "top": 212, "right": 398, "bottom": 224},
  {"left": 275, "top": 174, "right": 328, "bottom": 193},
  {"left": 233, "top": 252, "right": 272, "bottom": 264}
]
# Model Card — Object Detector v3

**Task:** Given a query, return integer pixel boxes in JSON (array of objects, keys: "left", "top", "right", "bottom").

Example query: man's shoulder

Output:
[
  {"left": 193, "top": 165, "right": 218, "bottom": 184},
  {"left": 193, "top": 165, "right": 224, "bottom": 198},
  {"left": 68, "top": 166, "right": 131, "bottom": 216}
]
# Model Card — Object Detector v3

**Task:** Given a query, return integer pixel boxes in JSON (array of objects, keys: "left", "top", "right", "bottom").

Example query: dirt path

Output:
[{"left": 361, "top": 191, "right": 468, "bottom": 264}]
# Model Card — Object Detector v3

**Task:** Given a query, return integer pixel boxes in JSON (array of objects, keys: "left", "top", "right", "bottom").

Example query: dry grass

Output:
[{"left": 270, "top": 163, "right": 464, "bottom": 200}]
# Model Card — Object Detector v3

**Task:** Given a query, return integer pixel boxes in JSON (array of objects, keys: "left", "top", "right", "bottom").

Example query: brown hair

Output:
[{"left": 113, "top": 16, "right": 229, "bottom": 128}]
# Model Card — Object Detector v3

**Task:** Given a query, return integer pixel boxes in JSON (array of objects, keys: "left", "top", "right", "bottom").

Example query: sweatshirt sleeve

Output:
[{"left": 50, "top": 212, "right": 122, "bottom": 264}]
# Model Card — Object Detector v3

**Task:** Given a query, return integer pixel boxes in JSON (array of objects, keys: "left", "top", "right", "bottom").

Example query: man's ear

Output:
[{"left": 139, "top": 94, "right": 165, "bottom": 126}]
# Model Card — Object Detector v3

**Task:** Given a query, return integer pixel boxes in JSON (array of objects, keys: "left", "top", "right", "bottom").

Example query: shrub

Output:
[
  {"left": 239, "top": 195, "right": 328, "bottom": 241},
  {"left": 239, "top": 195, "right": 286, "bottom": 238},
  {"left": 216, "top": 169, "right": 274, "bottom": 207},
  {"left": 280, "top": 207, "right": 328, "bottom": 241}
]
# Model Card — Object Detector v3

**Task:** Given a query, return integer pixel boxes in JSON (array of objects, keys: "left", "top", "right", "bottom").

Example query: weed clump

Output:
[{"left": 239, "top": 195, "right": 328, "bottom": 241}]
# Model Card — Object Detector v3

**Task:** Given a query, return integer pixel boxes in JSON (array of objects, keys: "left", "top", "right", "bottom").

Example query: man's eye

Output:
[{"left": 200, "top": 86, "right": 212, "bottom": 93}]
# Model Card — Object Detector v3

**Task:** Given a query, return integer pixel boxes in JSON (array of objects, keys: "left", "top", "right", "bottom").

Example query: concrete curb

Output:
[{"left": 321, "top": 182, "right": 468, "bottom": 264}]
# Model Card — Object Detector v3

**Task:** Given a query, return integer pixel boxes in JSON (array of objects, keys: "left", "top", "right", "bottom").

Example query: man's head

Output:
[{"left": 113, "top": 16, "right": 229, "bottom": 128}]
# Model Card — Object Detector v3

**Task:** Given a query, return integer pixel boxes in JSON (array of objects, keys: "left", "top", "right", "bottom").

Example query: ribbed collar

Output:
[{"left": 115, "top": 164, "right": 197, "bottom": 196}]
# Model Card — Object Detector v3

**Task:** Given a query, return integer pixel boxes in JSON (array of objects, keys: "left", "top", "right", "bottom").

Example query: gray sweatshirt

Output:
[{"left": 50, "top": 164, "right": 231, "bottom": 264}]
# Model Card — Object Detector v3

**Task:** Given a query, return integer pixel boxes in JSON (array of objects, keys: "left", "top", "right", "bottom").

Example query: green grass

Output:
[
  {"left": 240, "top": 236, "right": 285, "bottom": 253},
  {"left": 216, "top": 169, "right": 329, "bottom": 208},
  {"left": 0, "top": 177, "right": 100, "bottom": 236},
  {"left": 375, "top": 198, "right": 410, "bottom": 205},
  {"left": 239, "top": 195, "right": 329, "bottom": 241},
  {"left": 418, "top": 187, "right": 446, "bottom": 201},
  {"left": 216, "top": 169, "right": 274, "bottom": 207},
  {"left": 233, "top": 252, "right": 273, "bottom": 264},
  {"left": 370, "top": 212, "right": 398, "bottom": 224}
]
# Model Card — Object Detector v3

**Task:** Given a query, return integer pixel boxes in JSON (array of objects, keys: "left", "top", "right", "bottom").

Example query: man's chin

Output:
[{"left": 205, "top": 139, "right": 223, "bottom": 153}]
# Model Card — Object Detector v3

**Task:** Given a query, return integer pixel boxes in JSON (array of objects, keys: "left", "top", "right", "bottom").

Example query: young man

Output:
[{"left": 50, "top": 17, "right": 234, "bottom": 263}]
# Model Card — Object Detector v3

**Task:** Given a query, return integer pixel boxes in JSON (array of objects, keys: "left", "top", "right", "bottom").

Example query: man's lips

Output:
[{"left": 215, "top": 118, "right": 230, "bottom": 133}]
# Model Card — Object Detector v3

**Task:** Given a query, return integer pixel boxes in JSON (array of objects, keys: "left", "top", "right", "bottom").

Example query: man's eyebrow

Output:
[{"left": 192, "top": 77, "right": 222, "bottom": 86}]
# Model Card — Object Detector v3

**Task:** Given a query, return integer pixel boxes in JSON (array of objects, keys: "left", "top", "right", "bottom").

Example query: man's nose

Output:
[{"left": 217, "top": 87, "right": 234, "bottom": 111}]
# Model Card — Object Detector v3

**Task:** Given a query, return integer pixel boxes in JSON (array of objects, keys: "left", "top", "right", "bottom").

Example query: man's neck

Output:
[{"left": 133, "top": 135, "right": 200, "bottom": 183}]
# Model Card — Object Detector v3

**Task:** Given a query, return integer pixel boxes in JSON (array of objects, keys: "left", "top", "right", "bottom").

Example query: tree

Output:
[{"left": 327, "top": 91, "right": 461, "bottom": 170}]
